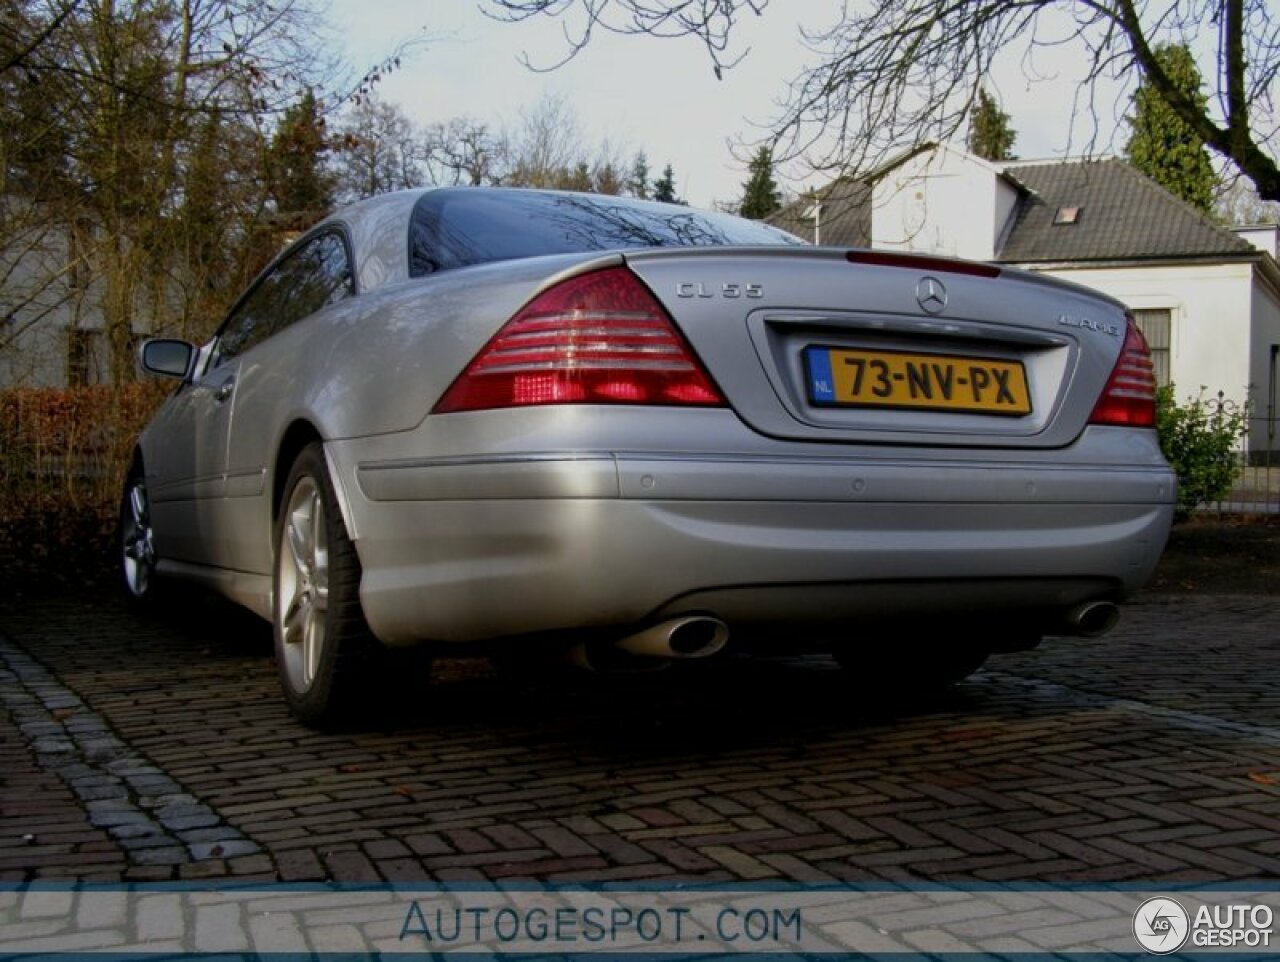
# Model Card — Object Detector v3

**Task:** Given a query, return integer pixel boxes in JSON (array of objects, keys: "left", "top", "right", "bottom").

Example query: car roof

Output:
[{"left": 320, "top": 187, "right": 804, "bottom": 295}]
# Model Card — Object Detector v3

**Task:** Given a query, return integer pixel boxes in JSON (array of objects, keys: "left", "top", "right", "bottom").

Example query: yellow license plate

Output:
[{"left": 804, "top": 346, "right": 1032, "bottom": 415}]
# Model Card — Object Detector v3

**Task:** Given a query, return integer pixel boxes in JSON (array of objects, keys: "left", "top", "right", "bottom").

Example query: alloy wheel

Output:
[
  {"left": 276, "top": 476, "right": 330, "bottom": 693},
  {"left": 121, "top": 479, "right": 156, "bottom": 597}
]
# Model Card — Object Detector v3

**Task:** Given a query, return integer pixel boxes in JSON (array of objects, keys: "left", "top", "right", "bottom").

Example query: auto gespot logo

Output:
[{"left": 1133, "top": 897, "right": 1274, "bottom": 953}]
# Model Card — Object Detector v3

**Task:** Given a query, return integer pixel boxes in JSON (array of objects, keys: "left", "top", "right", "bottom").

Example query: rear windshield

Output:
[{"left": 408, "top": 188, "right": 804, "bottom": 276}]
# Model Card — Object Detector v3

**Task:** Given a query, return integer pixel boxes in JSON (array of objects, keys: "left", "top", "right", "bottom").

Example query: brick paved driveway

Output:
[{"left": 2, "top": 587, "right": 1278, "bottom": 884}]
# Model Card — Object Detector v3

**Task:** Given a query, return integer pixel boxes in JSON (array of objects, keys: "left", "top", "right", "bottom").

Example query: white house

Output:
[
  {"left": 0, "top": 207, "right": 112, "bottom": 388},
  {"left": 772, "top": 144, "right": 1280, "bottom": 458},
  {"left": 0, "top": 201, "right": 300, "bottom": 391}
]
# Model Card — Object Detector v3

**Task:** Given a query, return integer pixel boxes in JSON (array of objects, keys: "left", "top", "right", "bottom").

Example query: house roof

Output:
[
  {"left": 767, "top": 177, "right": 871, "bottom": 247},
  {"left": 765, "top": 150, "right": 1258, "bottom": 267},
  {"left": 997, "top": 158, "right": 1255, "bottom": 263}
]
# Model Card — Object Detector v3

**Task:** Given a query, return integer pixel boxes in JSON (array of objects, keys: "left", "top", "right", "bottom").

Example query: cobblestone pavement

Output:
[{"left": 1, "top": 587, "right": 1278, "bottom": 884}]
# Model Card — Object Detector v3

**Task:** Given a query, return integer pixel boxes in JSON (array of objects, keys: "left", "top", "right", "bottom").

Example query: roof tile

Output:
[
  {"left": 767, "top": 178, "right": 871, "bottom": 247},
  {"left": 998, "top": 158, "right": 1253, "bottom": 262}
]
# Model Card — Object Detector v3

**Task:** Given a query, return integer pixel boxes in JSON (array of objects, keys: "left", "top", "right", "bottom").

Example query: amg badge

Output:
[{"left": 1057, "top": 314, "right": 1121, "bottom": 337}]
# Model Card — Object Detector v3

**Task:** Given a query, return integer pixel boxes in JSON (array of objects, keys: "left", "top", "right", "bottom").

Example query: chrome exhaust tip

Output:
[
  {"left": 1065, "top": 600, "right": 1120, "bottom": 638},
  {"left": 567, "top": 617, "right": 731, "bottom": 671},
  {"left": 615, "top": 616, "right": 729, "bottom": 660}
]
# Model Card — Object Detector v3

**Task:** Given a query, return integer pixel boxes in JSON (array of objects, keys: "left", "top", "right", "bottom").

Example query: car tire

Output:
[
  {"left": 273, "top": 442, "right": 386, "bottom": 728},
  {"left": 119, "top": 462, "right": 161, "bottom": 608}
]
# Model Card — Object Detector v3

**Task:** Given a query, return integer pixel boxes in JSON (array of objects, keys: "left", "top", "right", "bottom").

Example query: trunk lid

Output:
[{"left": 623, "top": 247, "right": 1131, "bottom": 449}]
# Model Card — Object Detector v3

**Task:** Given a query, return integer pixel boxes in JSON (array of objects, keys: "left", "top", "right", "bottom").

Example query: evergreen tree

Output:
[
  {"left": 739, "top": 146, "right": 781, "bottom": 219},
  {"left": 557, "top": 161, "right": 594, "bottom": 191},
  {"left": 627, "top": 151, "right": 650, "bottom": 199},
  {"left": 967, "top": 90, "right": 1016, "bottom": 161},
  {"left": 593, "top": 159, "right": 625, "bottom": 195},
  {"left": 267, "top": 90, "right": 334, "bottom": 219},
  {"left": 1125, "top": 43, "right": 1217, "bottom": 213},
  {"left": 652, "top": 163, "right": 679, "bottom": 203}
]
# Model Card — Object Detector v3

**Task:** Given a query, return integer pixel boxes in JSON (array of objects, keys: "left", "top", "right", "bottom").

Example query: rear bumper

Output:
[{"left": 327, "top": 436, "right": 1175, "bottom": 645}]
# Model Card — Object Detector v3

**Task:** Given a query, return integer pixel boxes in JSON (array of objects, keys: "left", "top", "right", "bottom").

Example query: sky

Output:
[{"left": 323, "top": 2, "right": 1134, "bottom": 210}]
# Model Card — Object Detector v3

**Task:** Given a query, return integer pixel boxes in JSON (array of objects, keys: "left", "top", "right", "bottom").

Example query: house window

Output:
[
  {"left": 1132, "top": 308, "right": 1172, "bottom": 387},
  {"left": 67, "top": 218, "right": 94, "bottom": 292},
  {"left": 1053, "top": 206, "right": 1082, "bottom": 225},
  {"left": 66, "top": 329, "right": 97, "bottom": 386}
]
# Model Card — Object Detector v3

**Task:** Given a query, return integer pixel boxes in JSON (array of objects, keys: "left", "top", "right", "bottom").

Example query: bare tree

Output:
[
  {"left": 423, "top": 117, "right": 508, "bottom": 186},
  {"left": 499, "top": 94, "right": 634, "bottom": 192},
  {"left": 504, "top": 92, "right": 583, "bottom": 187},
  {"left": 332, "top": 96, "right": 427, "bottom": 202},
  {"left": 485, "top": 0, "right": 1280, "bottom": 201},
  {"left": 1217, "top": 176, "right": 1280, "bottom": 226}
]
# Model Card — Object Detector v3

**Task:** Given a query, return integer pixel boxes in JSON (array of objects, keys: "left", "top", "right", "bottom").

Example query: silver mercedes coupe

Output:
[{"left": 121, "top": 187, "right": 1175, "bottom": 726}]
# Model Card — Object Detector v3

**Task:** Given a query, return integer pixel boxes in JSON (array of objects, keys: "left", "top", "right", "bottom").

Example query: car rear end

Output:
[{"left": 328, "top": 244, "right": 1174, "bottom": 654}]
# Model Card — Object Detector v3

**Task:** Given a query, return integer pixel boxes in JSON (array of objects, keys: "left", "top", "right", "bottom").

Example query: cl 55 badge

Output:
[
  {"left": 677, "top": 282, "right": 764, "bottom": 299},
  {"left": 1057, "top": 314, "right": 1121, "bottom": 337}
]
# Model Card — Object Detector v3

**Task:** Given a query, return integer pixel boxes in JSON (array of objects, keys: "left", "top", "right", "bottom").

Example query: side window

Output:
[
  {"left": 216, "top": 274, "right": 276, "bottom": 363},
  {"left": 217, "top": 231, "right": 353, "bottom": 364},
  {"left": 276, "top": 231, "right": 354, "bottom": 321}
]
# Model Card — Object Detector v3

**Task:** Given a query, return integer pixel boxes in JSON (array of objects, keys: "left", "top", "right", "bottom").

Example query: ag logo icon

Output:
[{"left": 1133, "top": 897, "right": 1190, "bottom": 954}]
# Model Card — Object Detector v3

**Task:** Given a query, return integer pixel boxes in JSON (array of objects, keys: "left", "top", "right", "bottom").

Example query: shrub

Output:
[
  {"left": 0, "top": 384, "right": 166, "bottom": 581},
  {"left": 1155, "top": 385, "right": 1249, "bottom": 520}
]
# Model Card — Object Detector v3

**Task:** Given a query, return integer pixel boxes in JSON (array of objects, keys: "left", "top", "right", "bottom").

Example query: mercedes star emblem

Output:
[{"left": 916, "top": 276, "right": 948, "bottom": 314}]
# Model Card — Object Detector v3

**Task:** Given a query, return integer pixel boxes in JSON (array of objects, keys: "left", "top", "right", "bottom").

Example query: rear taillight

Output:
[
  {"left": 433, "top": 267, "right": 725, "bottom": 413},
  {"left": 1088, "top": 315, "right": 1157, "bottom": 427}
]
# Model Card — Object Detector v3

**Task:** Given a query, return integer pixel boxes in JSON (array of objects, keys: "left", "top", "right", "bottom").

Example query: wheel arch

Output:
[
  {"left": 272, "top": 420, "right": 361, "bottom": 543},
  {"left": 273, "top": 421, "right": 323, "bottom": 521}
]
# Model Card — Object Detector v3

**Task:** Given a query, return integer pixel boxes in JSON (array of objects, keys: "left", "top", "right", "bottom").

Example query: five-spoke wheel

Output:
[
  {"left": 272, "top": 442, "right": 383, "bottom": 727},
  {"left": 276, "top": 474, "right": 330, "bottom": 695},
  {"left": 119, "top": 465, "right": 159, "bottom": 604}
]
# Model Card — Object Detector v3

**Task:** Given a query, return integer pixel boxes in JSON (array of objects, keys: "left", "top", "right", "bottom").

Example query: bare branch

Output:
[
  {"left": 483, "top": 0, "right": 1280, "bottom": 199},
  {"left": 0, "top": 0, "right": 83, "bottom": 75},
  {"left": 484, "top": 0, "right": 765, "bottom": 76}
]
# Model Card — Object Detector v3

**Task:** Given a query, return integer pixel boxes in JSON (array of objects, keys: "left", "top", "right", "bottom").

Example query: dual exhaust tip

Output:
[
  {"left": 612, "top": 602, "right": 1121, "bottom": 651},
  {"left": 569, "top": 600, "right": 1119, "bottom": 672}
]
